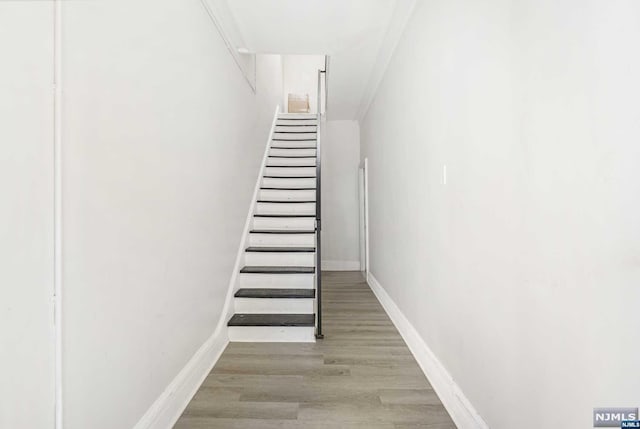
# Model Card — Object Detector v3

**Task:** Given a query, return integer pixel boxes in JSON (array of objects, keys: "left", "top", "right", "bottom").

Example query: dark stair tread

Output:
[
  {"left": 235, "top": 288, "right": 315, "bottom": 298},
  {"left": 275, "top": 124, "right": 318, "bottom": 127},
  {"left": 240, "top": 266, "right": 315, "bottom": 274},
  {"left": 274, "top": 131, "right": 317, "bottom": 134},
  {"left": 246, "top": 246, "right": 315, "bottom": 253},
  {"left": 266, "top": 165, "right": 315, "bottom": 168},
  {"left": 270, "top": 146, "right": 317, "bottom": 150},
  {"left": 260, "top": 187, "right": 316, "bottom": 190},
  {"left": 263, "top": 175, "right": 316, "bottom": 179},
  {"left": 254, "top": 213, "right": 315, "bottom": 217},
  {"left": 278, "top": 117, "right": 318, "bottom": 121},
  {"left": 250, "top": 229, "right": 315, "bottom": 234},
  {"left": 268, "top": 156, "right": 316, "bottom": 158},
  {"left": 228, "top": 313, "right": 315, "bottom": 327},
  {"left": 272, "top": 139, "right": 317, "bottom": 141},
  {"left": 257, "top": 200, "right": 315, "bottom": 203}
]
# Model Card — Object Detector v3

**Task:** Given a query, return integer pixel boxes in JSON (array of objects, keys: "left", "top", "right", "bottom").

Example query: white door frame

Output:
[{"left": 358, "top": 158, "right": 369, "bottom": 277}]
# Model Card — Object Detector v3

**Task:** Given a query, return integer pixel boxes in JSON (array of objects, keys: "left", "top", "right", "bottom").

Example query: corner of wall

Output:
[
  {"left": 355, "top": 0, "right": 418, "bottom": 122},
  {"left": 132, "top": 328, "right": 228, "bottom": 429},
  {"left": 366, "top": 272, "right": 490, "bottom": 429}
]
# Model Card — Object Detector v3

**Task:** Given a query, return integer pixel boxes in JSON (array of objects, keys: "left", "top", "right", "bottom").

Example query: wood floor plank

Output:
[
  {"left": 237, "top": 382, "right": 382, "bottom": 404},
  {"left": 297, "top": 402, "right": 453, "bottom": 425},
  {"left": 181, "top": 401, "right": 298, "bottom": 420},
  {"left": 378, "top": 389, "right": 443, "bottom": 405},
  {"left": 174, "top": 271, "right": 456, "bottom": 428},
  {"left": 394, "top": 424, "right": 458, "bottom": 429},
  {"left": 176, "top": 417, "right": 395, "bottom": 429}
]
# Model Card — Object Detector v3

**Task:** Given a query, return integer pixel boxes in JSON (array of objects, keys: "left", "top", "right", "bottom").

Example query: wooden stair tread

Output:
[
  {"left": 234, "top": 288, "right": 315, "bottom": 299},
  {"left": 250, "top": 229, "right": 315, "bottom": 234},
  {"left": 228, "top": 313, "right": 315, "bottom": 327},
  {"left": 246, "top": 246, "right": 315, "bottom": 253},
  {"left": 240, "top": 266, "right": 315, "bottom": 274}
]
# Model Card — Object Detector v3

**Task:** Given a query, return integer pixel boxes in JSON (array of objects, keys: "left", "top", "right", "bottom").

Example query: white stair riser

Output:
[
  {"left": 259, "top": 189, "right": 315, "bottom": 201},
  {"left": 270, "top": 140, "right": 317, "bottom": 149},
  {"left": 274, "top": 125, "right": 317, "bottom": 133},
  {"left": 262, "top": 177, "right": 316, "bottom": 188},
  {"left": 245, "top": 251, "right": 315, "bottom": 266},
  {"left": 249, "top": 233, "right": 315, "bottom": 247},
  {"left": 253, "top": 217, "right": 315, "bottom": 230},
  {"left": 270, "top": 148, "right": 316, "bottom": 157},
  {"left": 264, "top": 166, "right": 315, "bottom": 177},
  {"left": 273, "top": 133, "right": 316, "bottom": 140},
  {"left": 239, "top": 273, "right": 314, "bottom": 288},
  {"left": 256, "top": 202, "right": 315, "bottom": 215},
  {"left": 234, "top": 298, "right": 314, "bottom": 314},
  {"left": 267, "top": 157, "right": 316, "bottom": 167},
  {"left": 228, "top": 326, "right": 315, "bottom": 342},
  {"left": 278, "top": 113, "right": 316, "bottom": 119}
]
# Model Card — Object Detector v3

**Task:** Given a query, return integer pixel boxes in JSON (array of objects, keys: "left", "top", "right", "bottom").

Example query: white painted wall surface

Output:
[
  {"left": 0, "top": 3, "right": 55, "bottom": 428},
  {"left": 322, "top": 120, "right": 361, "bottom": 271},
  {"left": 60, "top": 1, "right": 282, "bottom": 428},
  {"left": 360, "top": 1, "right": 640, "bottom": 428},
  {"left": 283, "top": 55, "right": 325, "bottom": 113}
]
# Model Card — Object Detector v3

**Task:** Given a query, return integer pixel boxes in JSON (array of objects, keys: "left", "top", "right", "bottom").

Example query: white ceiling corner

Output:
[{"left": 222, "top": 0, "right": 413, "bottom": 120}]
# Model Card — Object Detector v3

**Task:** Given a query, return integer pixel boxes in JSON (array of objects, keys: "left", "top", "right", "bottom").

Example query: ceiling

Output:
[{"left": 223, "top": 0, "right": 404, "bottom": 120}]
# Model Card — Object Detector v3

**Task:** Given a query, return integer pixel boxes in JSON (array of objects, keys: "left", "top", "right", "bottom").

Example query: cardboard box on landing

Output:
[{"left": 288, "top": 93, "right": 310, "bottom": 113}]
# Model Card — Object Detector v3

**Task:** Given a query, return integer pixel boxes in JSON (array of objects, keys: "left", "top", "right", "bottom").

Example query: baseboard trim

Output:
[
  {"left": 366, "top": 272, "right": 489, "bottom": 429},
  {"left": 133, "top": 330, "right": 228, "bottom": 429},
  {"left": 322, "top": 260, "right": 361, "bottom": 271}
]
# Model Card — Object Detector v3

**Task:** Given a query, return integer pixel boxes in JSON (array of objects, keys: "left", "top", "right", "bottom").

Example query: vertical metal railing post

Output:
[{"left": 315, "top": 68, "right": 324, "bottom": 339}]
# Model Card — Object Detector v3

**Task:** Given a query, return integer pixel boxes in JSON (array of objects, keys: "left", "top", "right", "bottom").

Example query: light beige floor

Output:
[{"left": 174, "top": 271, "right": 456, "bottom": 429}]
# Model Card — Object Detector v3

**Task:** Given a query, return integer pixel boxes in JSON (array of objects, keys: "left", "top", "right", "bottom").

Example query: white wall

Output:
[
  {"left": 360, "top": 1, "right": 640, "bottom": 428},
  {"left": 321, "top": 120, "right": 361, "bottom": 271},
  {"left": 60, "top": 1, "right": 282, "bottom": 428},
  {"left": 0, "top": 3, "right": 55, "bottom": 428},
  {"left": 283, "top": 55, "right": 325, "bottom": 113}
]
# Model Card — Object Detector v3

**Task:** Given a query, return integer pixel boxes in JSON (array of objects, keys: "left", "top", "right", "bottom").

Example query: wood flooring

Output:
[{"left": 174, "top": 271, "right": 456, "bottom": 429}]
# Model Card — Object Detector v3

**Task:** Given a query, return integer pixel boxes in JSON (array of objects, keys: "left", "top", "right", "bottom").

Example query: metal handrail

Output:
[
  {"left": 315, "top": 63, "right": 327, "bottom": 339},
  {"left": 323, "top": 56, "right": 330, "bottom": 114}
]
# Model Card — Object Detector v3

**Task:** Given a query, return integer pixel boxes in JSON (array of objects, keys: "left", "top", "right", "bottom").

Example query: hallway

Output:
[
  {"left": 174, "top": 271, "right": 455, "bottom": 429},
  {"left": 4, "top": 1, "right": 640, "bottom": 427}
]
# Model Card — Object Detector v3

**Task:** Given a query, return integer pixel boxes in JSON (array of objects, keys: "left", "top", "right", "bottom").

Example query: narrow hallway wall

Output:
[
  {"left": 0, "top": 3, "right": 55, "bottom": 428},
  {"left": 360, "top": 0, "right": 640, "bottom": 428},
  {"left": 60, "top": 1, "right": 282, "bottom": 428},
  {"left": 322, "top": 120, "right": 361, "bottom": 270}
]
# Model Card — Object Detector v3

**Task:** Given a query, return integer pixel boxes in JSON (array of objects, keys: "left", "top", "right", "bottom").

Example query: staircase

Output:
[{"left": 227, "top": 112, "right": 320, "bottom": 342}]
